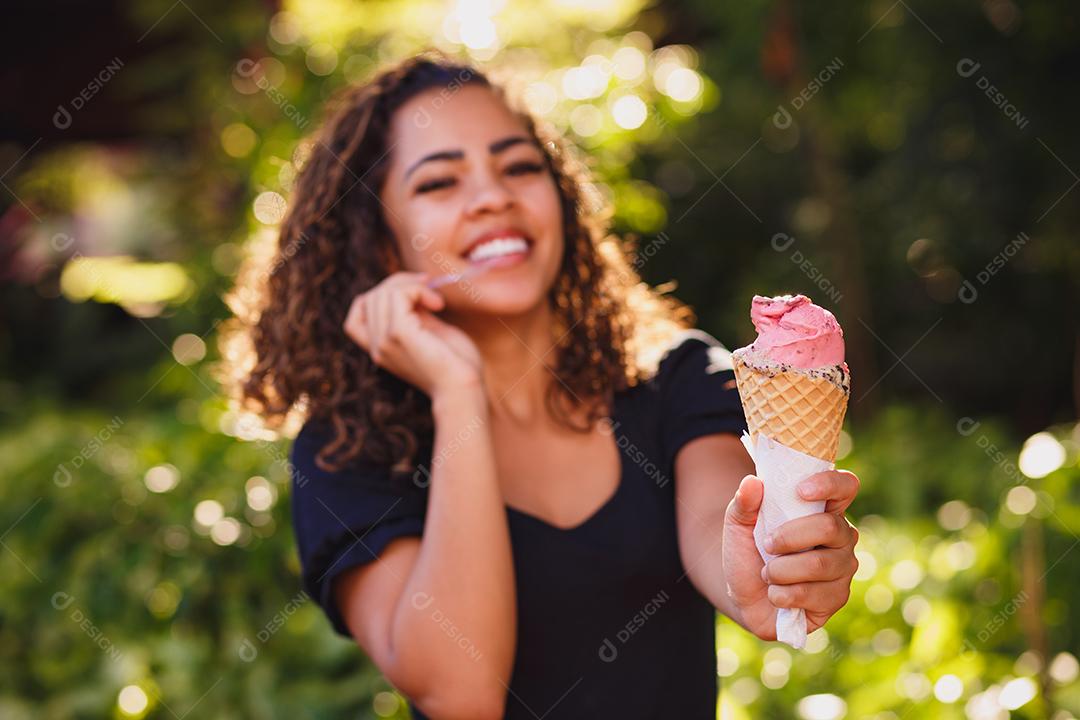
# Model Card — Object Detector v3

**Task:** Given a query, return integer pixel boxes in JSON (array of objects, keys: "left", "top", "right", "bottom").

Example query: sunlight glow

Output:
[
  {"left": 934, "top": 674, "right": 963, "bottom": 703},
  {"left": 118, "top": 685, "right": 148, "bottom": 715},
  {"left": 1018, "top": 432, "right": 1065, "bottom": 478},
  {"left": 611, "top": 94, "right": 647, "bottom": 129},
  {"left": 797, "top": 693, "right": 846, "bottom": 720},
  {"left": 998, "top": 677, "right": 1037, "bottom": 710}
]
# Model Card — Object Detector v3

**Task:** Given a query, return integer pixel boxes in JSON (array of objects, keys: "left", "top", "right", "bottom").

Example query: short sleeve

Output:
[
  {"left": 658, "top": 329, "right": 748, "bottom": 471},
  {"left": 289, "top": 422, "right": 428, "bottom": 638}
]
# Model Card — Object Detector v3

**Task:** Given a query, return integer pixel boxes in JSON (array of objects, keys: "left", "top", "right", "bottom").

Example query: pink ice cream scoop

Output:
[{"left": 749, "top": 294, "right": 845, "bottom": 369}]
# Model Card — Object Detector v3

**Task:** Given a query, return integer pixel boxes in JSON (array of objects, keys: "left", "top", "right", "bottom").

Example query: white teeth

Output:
[{"left": 466, "top": 236, "right": 529, "bottom": 262}]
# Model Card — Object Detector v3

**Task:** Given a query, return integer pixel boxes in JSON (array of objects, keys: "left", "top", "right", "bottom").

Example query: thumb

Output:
[{"left": 726, "top": 475, "right": 763, "bottom": 527}]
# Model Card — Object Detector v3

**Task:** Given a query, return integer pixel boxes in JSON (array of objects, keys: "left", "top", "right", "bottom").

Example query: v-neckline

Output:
[{"left": 504, "top": 393, "right": 627, "bottom": 533}]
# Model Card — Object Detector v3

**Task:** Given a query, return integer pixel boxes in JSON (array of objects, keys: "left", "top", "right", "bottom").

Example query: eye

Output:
[
  {"left": 416, "top": 176, "right": 456, "bottom": 194},
  {"left": 506, "top": 160, "right": 545, "bottom": 176},
  {"left": 414, "top": 160, "right": 545, "bottom": 194}
]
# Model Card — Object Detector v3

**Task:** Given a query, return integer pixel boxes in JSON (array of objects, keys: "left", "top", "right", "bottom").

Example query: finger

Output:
[
  {"left": 725, "top": 475, "right": 763, "bottom": 528},
  {"left": 386, "top": 286, "right": 409, "bottom": 343},
  {"left": 388, "top": 285, "right": 424, "bottom": 341},
  {"left": 344, "top": 295, "right": 368, "bottom": 349},
  {"left": 383, "top": 274, "right": 443, "bottom": 311},
  {"left": 397, "top": 283, "right": 446, "bottom": 330},
  {"left": 797, "top": 470, "right": 859, "bottom": 514},
  {"left": 411, "top": 282, "right": 446, "bottom": 313},
  {"left": 385, "top": 270, "right": 430, "bottom": 286},
  {"left": 762, "top": 548, "right": 857, "bottom": 585},
  {"left": 769, "top": 512, "right": 854, "bottom": 554},
  {"left": 768, "top": 578, "right": 851, "bottom": 613},
  {"left": 369, "top": 286, "right": 389, "bottom": 359},
  {"left": 424, "top": 287, "right": 446, "bottom": 311}
]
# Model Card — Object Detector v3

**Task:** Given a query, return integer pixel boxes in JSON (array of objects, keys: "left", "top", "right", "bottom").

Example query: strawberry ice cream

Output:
[{"left": 748, "top": 294, "right": 845, "bottom": 369}]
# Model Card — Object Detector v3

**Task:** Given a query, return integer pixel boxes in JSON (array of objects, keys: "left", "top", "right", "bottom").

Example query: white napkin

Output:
[{"left": 740, "top": 431, "right": 834, "bottom": 649}]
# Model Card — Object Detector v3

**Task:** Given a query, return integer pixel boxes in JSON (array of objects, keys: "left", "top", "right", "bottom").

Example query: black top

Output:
[{"left": 289, "top": 329, "right": 748, "bottom": 719}]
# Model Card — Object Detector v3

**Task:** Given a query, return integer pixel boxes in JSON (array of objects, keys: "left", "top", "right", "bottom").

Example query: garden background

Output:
[{"left": 1, "top": 0, "right": 1078, "bottom": 718}]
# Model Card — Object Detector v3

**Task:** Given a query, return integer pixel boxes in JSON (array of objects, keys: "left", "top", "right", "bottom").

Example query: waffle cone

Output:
[{"left": 732, "top": 353, "right": 849, "bottom": 462}]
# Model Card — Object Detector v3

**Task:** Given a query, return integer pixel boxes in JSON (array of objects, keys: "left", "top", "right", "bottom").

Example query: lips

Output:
[{"left": 460, "top": 227, "right": 534, "bottom": 259}]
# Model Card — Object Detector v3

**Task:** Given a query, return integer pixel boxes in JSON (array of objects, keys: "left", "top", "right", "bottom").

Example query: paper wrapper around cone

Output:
[{"left": 732, "top": 350, "right": 850, "bottom": 648}]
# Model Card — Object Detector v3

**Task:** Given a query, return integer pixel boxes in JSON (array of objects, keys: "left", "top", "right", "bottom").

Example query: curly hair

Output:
[{"left": 221, "top": 49, "right": 698, "bottom": 474}]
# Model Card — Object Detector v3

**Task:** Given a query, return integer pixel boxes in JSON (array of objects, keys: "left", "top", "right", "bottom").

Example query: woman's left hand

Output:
[{"left": 721, "top": 469, "right": 860, "bottom": 640}]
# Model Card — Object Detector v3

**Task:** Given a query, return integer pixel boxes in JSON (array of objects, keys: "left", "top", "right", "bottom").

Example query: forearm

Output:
[
  {"left": 388, "top": 384, "right": 516, "bottom": 710},
  {"left": 674, "top": 434, "right": 755, "bottom": 630},
  {"left": 681, "top": 475, "right": 744, "bottom": 624}
]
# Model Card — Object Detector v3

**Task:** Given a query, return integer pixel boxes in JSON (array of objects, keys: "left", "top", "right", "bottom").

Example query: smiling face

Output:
[{"left": 379, "top": 83, "right": 565, "bottom": 316}]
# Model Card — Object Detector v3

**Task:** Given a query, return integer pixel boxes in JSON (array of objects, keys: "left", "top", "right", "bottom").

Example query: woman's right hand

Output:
[{"left": 343, "top": 271, "right": 484, "bottom": 398}]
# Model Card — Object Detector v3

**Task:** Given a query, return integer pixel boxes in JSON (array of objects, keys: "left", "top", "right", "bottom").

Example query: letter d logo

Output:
[
  {"left": 955, "top": 416, "right": 981, "bottom": 437},
  {"left": 772, "top": 105, "right": 792, "bottom": 130},
  {"left": 771, "top": 233, "right": 795, "bottom": 252},
  {"left": 52, "top": 592, "right": 75, "bottom": 610},
  {"left": 238, "top": 638, "right": 259, "bottom": 662},
  {"left": 957, "top": 279, "right": 978, "bottom": 304},
  {"left": 413, "top": 107, "right": 431, "bottom": 129},
  {"left": 53, "top": 105, "right": 72, "bottom": 130},
  {"left": 413, "top": 464, "right": 431, "bottom": 489},
  {"left": 956, "top": 58, "right": 981, "bottom": 78},
  {"left": 54, "top": 463, "right": 73, "bottom": 488}
]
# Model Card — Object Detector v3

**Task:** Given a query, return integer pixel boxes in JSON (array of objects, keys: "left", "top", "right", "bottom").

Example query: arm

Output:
[
  {"left": 672, "top": 434, "right": 758, "bottom": 632},
  {"left": 334, "top": 383, "right": 515, "bottom": 720},
  {"left": 674, "top": 433, "right": 860, "bottom": 640}
]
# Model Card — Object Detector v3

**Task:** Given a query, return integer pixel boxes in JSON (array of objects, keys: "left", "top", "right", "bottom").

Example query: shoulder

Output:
[
  {"left": 652, "top": 328, "right": 746, "bottom": 468},
  {"left": 286, "top": 417, "right": 428, "bottom": 561},
  {"left": 288, "top": 420, "right": 330, "bottom": 488},
  {"left": 288, "top": 419, "right": 428, "bottom": 500},
  {"left": 290, "top": 419, "right": 343, "bottom": 465},
  {"left": 655, "top": 328, "right": 736, "bottom": 386},
  {"left": 288, "top": 420, "right": 356, "bottom": 494},
  {"left": 290, "top": 419, "right": 390, "bottom": 476}
]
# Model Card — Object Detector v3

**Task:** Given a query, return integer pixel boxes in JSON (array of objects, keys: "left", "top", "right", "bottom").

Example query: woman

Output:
[{"left": 227, "top": 50, "right": 860, "bottom": 719}]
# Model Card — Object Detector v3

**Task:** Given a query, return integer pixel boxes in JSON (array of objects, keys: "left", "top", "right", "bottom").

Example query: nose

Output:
[{"left": 464, "top": 167, "right": 515, "bottom": 217}]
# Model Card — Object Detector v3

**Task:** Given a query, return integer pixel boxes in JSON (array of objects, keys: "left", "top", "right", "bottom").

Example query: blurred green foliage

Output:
[
  {"left": 2, "top": 0, "right": 1079, "bottom": 718},
  {"left": 2, "top": 379, "right": 1078, "bottom": 718}
]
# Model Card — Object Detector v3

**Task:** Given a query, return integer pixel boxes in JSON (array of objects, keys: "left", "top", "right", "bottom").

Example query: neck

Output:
[{"left": 443, "top": 301, "right": 561, "bottom": 426}]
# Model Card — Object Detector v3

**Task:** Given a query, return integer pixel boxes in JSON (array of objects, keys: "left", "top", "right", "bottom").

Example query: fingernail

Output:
[
  {"left": 798, "top": 480, "right": 818, "bottom": 498},
  {"left": 763, "top": 534, "right": 775, "bottom": 554},
  {"left": 760, "top": 565, "right": 768, "bottom": 583}
]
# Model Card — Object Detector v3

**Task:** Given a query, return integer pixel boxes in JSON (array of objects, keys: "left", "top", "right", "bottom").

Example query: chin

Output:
[
  {"left": 437, "top": 267, "right": 551, "bottom": 316},
  {"left": 456, "top": 284, "right": 550, "bottom": 317}
]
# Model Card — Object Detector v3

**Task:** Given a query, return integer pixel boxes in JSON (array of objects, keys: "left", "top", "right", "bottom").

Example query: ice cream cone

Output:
[
  {"left": 732, "top": 294, "right": 852, "bottom": 649},
  {"left": 732, "top": 347, "right": 850, "bottom": 462}
]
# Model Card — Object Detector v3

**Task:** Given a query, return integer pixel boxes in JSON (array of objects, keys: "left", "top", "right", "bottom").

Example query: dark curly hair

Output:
[{"left": 221, "top": 48, "right": 697, "bottom": 474}]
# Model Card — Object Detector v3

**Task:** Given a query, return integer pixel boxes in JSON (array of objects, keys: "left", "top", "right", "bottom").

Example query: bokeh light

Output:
[
  {"left": 797, "top": 693, "right": 847, "bottom": 720},
  {"left": 933, "top": 674, "right": 964, "bottom": 703},
  {"left": 117, "top": 685, "right": 148, "bottom": 716},
  {"left": 144, "top": 464, "right": 180, "bottom": 493},
  {"left": 1018, "top": 432, "right": 1066, "bottom": 478}
]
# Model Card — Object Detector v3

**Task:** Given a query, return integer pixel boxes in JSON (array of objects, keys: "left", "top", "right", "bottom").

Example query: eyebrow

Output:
[{"left": 403, "top": 135, "right": 536, "bottom": 182}]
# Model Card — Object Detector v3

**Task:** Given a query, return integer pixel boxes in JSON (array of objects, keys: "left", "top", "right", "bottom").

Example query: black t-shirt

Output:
[{"left": 289, "top": 329, "right": 748, "bottom": 719}]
